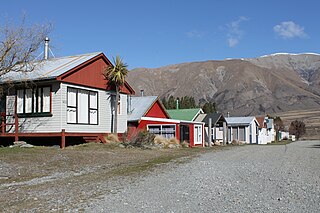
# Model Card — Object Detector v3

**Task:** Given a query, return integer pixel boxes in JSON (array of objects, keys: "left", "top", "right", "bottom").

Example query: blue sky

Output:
[{"left": 1, "top": 0, "right": 319, "bottom": 69}]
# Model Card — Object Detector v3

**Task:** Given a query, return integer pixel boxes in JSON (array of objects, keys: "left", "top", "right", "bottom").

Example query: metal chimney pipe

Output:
[
  {"left": 140, "top": 89, "right": 144, "bottom": 97},
  {"left": 44, "top": 37, "right": 50, "bottom": 60}
]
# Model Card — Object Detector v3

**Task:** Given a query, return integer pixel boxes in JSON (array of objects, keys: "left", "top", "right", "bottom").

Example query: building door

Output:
[{"left": 180, "top": 124, "right": 190, "bottom": 142}]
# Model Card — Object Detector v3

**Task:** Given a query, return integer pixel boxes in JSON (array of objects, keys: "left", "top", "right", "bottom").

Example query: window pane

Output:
[
  {"left": 43, "top": 87, "right": 50, "bottom": 112},
  {"left": 17, "top": 90, "right": 24, "bottom": 113},
  {"left": 90, "top": 109, "right": 98, "bottom": 124},
  {"left": 162, "top": 125, "right": 175, "bottom": 138},
  {"left": 25, "top": 89, "right": 33, "bottom": 113},
  {"left": 37, "top": 88, "right": 42, "bottom": 113},
  {"left": 89, "top": 92, "right": 97, "bottom": 109},
  {"left": 67, "top": 88, "right": 77, "bottom": 107},
  {"left": 78, "top": 89, "right": 89, "bottom": 123},
  {"left": 148, "top": 126, "right": 161, "bottom": 134},
  {"left": 67, "top": 107, "right": 76, "bottom": 123}
]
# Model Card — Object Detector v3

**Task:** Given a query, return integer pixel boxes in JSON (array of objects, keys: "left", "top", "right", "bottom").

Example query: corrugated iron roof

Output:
[
  {"left": 202, "top": 113, "right": 226, "bottom": 126},
  {"left": 1, "top": 52, "right": 102, "bottom": 83},
  {"left": 225, "top": 116, "right": 256, "bottom": 126},
  {"left": 166, "top": 108, "right": 203, "bottom": 121},
  {"left": 128, "top": 96, "right": 158, "bottom": 121}
]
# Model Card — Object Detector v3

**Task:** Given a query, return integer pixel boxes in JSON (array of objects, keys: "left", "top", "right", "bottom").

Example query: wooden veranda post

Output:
[
  {"left": 14, "top": 114, "right": 19, "bottom": 142},
  {"left": 1, "top": 113, "right": 5, "bottom": 134},
  {"left": 61, "top": 129, "right": 65, "bottom": 149},
  {"left": 223, "top": 121, "right": 227, "bottom": 145},
  {"left": 208, "top": 118, "right": 212, "bottom": 147}
]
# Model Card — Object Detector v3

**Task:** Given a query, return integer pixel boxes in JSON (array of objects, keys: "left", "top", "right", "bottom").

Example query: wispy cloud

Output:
[
  {"left": 186, "top": 30, "right": 205, "bottom": 39},
  {"left": 226, "top": 16, "right": 248, "bottom": 47},
  {"left": 273, "top": 21, "right": 307, "bottom": 39}
]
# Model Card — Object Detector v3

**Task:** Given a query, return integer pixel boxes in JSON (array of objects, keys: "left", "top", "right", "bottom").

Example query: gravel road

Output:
[{"left": 84, "top": 141, "right": 320, "bottom": 213}]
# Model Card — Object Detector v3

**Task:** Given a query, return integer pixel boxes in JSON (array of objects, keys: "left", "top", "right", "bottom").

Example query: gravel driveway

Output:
[{"left": 84, "top": 141, "right": 320, "bottom": 213}]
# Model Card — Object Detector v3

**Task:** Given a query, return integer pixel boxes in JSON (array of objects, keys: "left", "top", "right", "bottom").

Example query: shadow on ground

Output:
[{"left": 309, "top": 144, "right": 320, "bottom": 148}]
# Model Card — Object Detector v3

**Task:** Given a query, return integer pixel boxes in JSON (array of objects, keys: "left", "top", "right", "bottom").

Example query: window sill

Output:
[{"left": 17, "top": 113, "right": 53, "bottom": 118}]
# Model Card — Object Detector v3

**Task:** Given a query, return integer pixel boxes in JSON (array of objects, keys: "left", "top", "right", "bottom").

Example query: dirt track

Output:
[{"left": 1, "top": 141, "right": 320, "bottom": 212}]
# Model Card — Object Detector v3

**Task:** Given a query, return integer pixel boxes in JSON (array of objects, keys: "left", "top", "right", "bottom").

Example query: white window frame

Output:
[
  {"left": 67, "top": 87, "right": 98, "bottom": 125},
  {"left": 147, "top": 124, "right": 176, "bottom": 139},
  {"left": 194, "top": 125, "right": 203, "bottom": 145},
  {"left": 16, "top": 86, "right": 51, "bottom": 116}
]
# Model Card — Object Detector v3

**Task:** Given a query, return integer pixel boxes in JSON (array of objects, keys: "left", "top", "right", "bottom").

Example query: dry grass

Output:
[
  {"left": 105, "top": 134, "right": 120, "bottom": 143},
  {"left": 274, "top": 109, "right": 320, "bottom": 140},
  {"left": 154, "top": 136, "right": 180, "bottom": 148},
  {"left": 0, "top": 143, "right": 226, "bottom": 211}
]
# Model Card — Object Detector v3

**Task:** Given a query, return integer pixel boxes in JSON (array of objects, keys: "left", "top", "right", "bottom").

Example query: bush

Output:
[{"left": 126, "top": 130, "right": 155, "bottom": 148}]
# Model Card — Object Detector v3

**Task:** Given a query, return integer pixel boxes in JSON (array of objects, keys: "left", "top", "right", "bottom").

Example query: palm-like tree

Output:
[{"left": 104, "top": 56, "right": 128, "bottom": 134}]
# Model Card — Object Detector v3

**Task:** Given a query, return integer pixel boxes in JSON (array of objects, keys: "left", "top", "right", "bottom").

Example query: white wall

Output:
[{"left": 5, "top": 82, "right": 128, "bottom": 134}]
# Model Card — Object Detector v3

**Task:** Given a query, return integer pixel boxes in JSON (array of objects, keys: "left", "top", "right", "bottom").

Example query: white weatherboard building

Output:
[
  {"left": 0, "top": 52, "right": 135, "bottom": 147},
  {"left": 225, "top": 116, "right": 259, "bottom": 144},
  {"left": 256, "top": 117, "right": 275, "bottom": 144}
]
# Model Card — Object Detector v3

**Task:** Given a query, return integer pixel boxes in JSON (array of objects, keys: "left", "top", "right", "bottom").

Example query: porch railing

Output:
[{"left": 0, "top": 112, "right": 19, "bottom": 141}]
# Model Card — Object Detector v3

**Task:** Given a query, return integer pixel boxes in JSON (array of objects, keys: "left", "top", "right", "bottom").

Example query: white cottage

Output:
[
  {"left": 225, "top": 116, "right": 259, "bottom": 144},
  {"left": 256, "top": 116, "right": 275, "bottom": 144},
  {"left": 0, "top": 52, "right": 135, "bottom": 148}
]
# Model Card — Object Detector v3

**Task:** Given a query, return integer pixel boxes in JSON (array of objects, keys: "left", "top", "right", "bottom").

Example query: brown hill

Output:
[{"left": 127, "top": 53, "right": 320, "bottom": 116}]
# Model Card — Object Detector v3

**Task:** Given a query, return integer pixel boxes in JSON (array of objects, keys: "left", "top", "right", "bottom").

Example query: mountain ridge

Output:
[{"left": 127, "top": 53, "right": 320, "bottom": 116}]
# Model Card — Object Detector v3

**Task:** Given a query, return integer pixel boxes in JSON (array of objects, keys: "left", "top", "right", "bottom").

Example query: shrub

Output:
[{"left": 127, "top": 130, "right": 155, "bottom": 147}]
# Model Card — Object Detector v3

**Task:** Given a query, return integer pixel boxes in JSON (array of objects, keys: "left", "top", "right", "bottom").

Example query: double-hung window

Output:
[
  {"left": 16, "top": 86, "right": 51, "bottom": 116},
  {"left": 67, "top": 87, "right": 98, "bottom": 125}
]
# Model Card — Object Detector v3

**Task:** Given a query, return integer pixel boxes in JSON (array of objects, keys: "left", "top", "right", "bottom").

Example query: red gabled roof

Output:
[
  {"left": 57, "top": 53, "right": 135, "bottom": 95},
  {"left": 256, "top": 116, "right": 266, "bottom": 128},
  {"left": 145, "top": 99, "right": 170, "bottom": 119}
]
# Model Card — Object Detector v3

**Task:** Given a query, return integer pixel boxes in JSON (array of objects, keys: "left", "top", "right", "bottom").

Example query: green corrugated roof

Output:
[{"left": 167, "top": 108, "right": 202, "bottom": 121}]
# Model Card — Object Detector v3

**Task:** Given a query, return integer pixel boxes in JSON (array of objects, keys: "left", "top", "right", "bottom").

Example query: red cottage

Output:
[{"left": 127, "top": 96, "right": 204, "bottom": 147}]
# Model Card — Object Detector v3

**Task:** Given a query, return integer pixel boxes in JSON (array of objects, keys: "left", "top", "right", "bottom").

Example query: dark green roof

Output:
[{"left": 167, "top": 108, "right": 202, "bottom": 121}]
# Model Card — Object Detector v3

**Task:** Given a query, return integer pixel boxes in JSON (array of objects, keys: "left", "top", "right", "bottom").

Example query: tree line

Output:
[{"left": 161, "top": 95, "right": 216, "bottom": 113}]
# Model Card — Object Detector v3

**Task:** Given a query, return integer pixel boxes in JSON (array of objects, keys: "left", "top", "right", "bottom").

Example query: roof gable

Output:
[
  {"left": 256, "top": 116, "right": 267, "bottom": 128},
  {"left": 226, "top": 116, "right": 258, "bottom": 126},
  {"left": 201, "top": 113, "right": 226, "bottom": 126},
  {"left": 145, "top": 100, "right": 169, "bottom": 118},
  {"left": 1, "top": 52, "right": 135, "bottom": 94},
  {"left": 128, "top": 96, "right": 169, "bottom": 121}
]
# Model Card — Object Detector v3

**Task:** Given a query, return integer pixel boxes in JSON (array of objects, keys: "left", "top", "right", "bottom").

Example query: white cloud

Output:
[
  {"left": 226, "top": 16, "right": 248, "bottom": 47},
  {"left": 228, "top": 38, "right": 238, "bottom": 47},
  {"left": 187, "top": 30, "right": 205, "bottom": 38},
  {"left": 274, "top": 21, "right": 307, "bottom": 39}
]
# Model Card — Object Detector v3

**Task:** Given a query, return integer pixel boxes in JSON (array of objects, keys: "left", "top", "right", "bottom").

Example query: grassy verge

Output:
[{"left": 267, "top": 140, "right": 293, "bottom": 145}]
